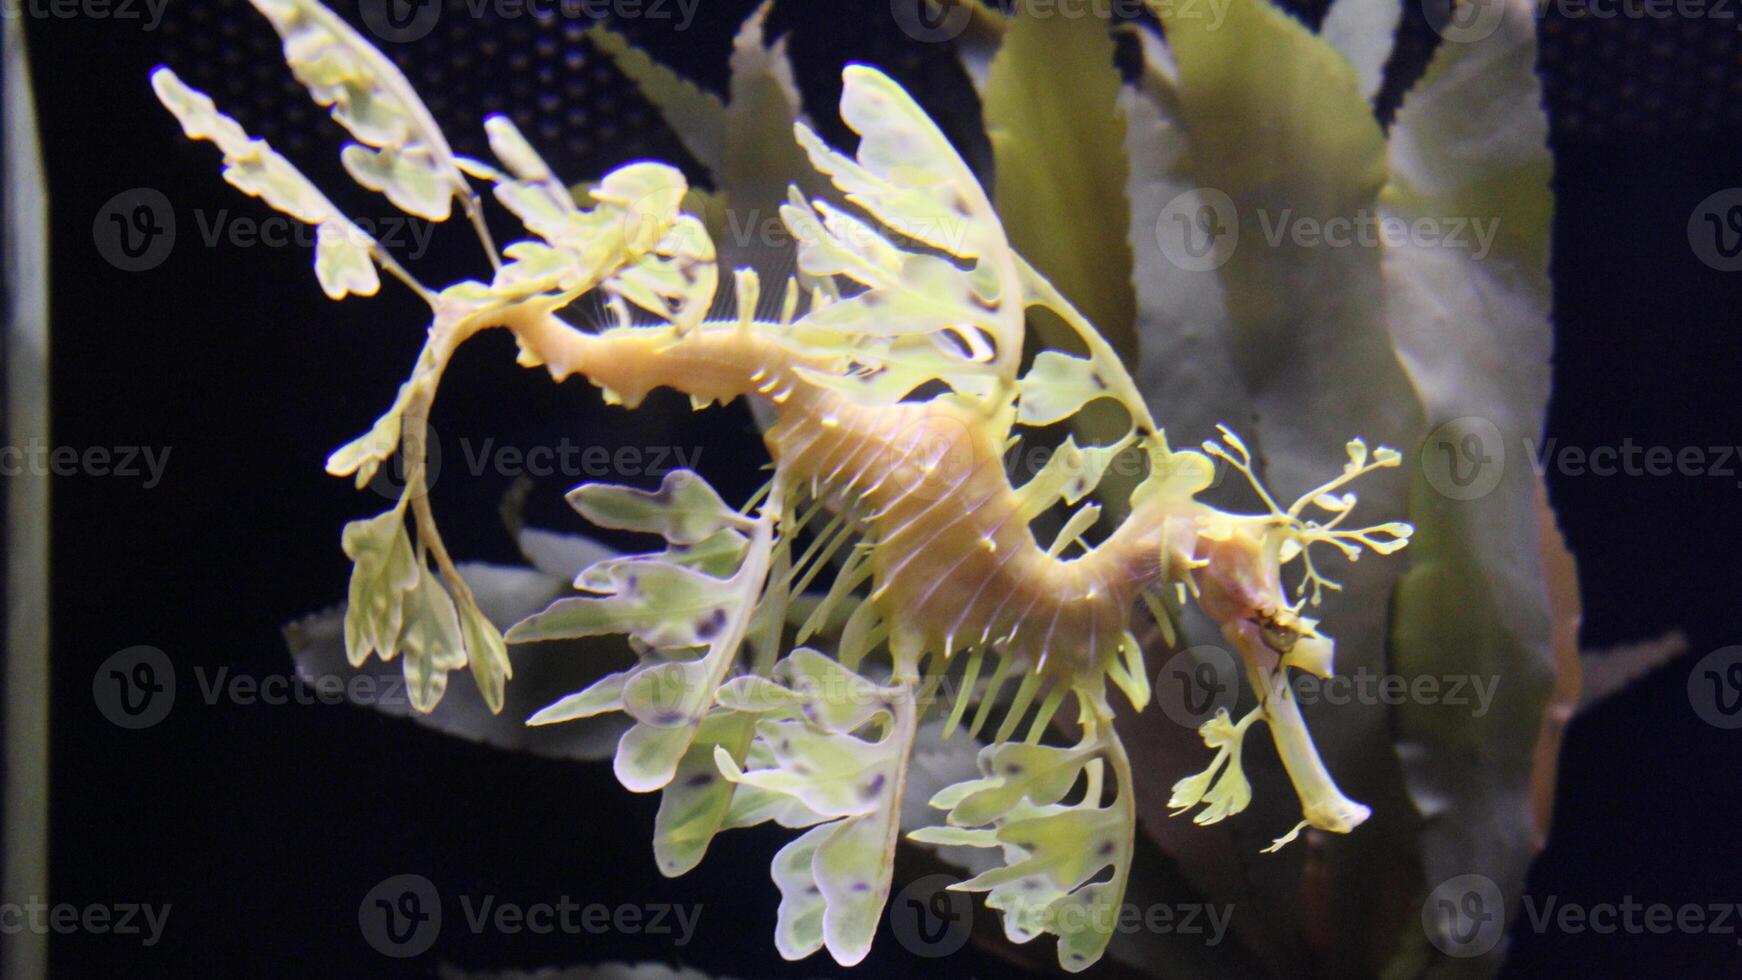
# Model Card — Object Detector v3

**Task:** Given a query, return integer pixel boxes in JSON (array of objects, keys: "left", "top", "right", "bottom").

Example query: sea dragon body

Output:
[
  {"left": 517, "top": 318, "right": 1194, "bottom": 681},
  {"left": 153, "top": 2, "right": 1412, "bottom": 968}
]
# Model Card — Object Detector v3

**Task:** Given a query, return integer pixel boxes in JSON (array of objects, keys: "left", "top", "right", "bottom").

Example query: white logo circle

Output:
[{"left": 1155, "top": 188, "right": 1238, "bottom": 272}]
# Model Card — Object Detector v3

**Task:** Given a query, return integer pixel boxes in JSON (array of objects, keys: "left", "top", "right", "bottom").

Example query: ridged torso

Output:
[{"left": 559, "top": 322, "right": 1178, "bottom": 680}]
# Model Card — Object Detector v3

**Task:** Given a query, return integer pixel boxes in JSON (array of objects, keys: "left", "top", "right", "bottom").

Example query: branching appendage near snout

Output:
[{"left": 154, "top": 2, "right": 1413, "bottom": 969}]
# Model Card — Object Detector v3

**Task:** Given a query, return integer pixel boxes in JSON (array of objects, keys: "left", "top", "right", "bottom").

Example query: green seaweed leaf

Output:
[
  {"left": 1380, "top": 0, "right": 1556, "bottom": 972},
  {"left": 1320, "top": 0, "right": 1400, "bottom": 103},
  {"left": 980, "top": 0, "right": 1136, "bottom": 361},
  {"left": 586, "top": 24, "right": 727, "bottom": 174},
  {"left": 1133, "top": 0, "right": 1425, "bottom": 964}
]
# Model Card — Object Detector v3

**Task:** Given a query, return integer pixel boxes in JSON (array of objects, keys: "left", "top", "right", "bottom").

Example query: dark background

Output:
[{"left": 21, "top": 0, "right": 1742, "bottom": 975}]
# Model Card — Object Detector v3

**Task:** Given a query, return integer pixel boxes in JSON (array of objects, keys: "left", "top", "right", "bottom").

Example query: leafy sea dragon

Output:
[{"left": 153, "top": 0, "right": 1413, "bottom": 969}]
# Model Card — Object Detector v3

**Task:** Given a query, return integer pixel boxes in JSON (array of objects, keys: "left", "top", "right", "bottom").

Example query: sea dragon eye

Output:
[{"left": 1261, "top": 616, "right": 1300, "bottom": 654}]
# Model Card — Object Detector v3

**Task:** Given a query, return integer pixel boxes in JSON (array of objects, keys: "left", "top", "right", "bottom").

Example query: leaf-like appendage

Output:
[
  {"left": 790, "top": 67, "right": 1027, "bottom": 380},
  {"left": 779, "top": 186, "right": 1003, "bottom": 404},
  {"left": 510, "top": 560, "right": 736, "bottom": 648},
  {"left": 1015, "top": 437, "right": 1124, "bottom": 517},
  {"left": 248, "top": 0, "right": 469, "bottom": 221},
  {"left": 605, "top": 215, "right": 719, "bottom": 332},
  {"left": 516, "top": 474, "right": 778, "bottom": 793},
  {"left": 707, "top": 653, "right": 920, "bottom": 966},
  {"left": 477, "top": 157, "right": 700, "bottom": 322},
  {"left": 151, "top": 68, "right": 379, "bottom": 300},
  {"left": 652, "top": 710, "right": 755, "bottom": 877},
  {"left": 527, "top": 669, "right": 629, "bottom": 726},
  {"left": 795, "top": 68, "right": 996, "bottom": 261},
  {"left": 770, "top": 822, "right": 831, "bottom": 959},
  {"left": 339, "top": 506, "right": 418, "bottom": 667},
  {"left": 399, "top": 565, "right": 468, "bottom": 712},
  {"left": 567, "top": 470, "right": 746, "bottom": 546},
  {"left": 1320, "top": 0, "right": 1401, "bottom": 101},
  {"left": 1016, "top": 352, "right": 1113, "bottom": 427},
  {"left": 457, "top": 598, "right": 511, "bottom": 714},
  {"left": 916, "top": 731, "right": 1135, "bottom": 972}
]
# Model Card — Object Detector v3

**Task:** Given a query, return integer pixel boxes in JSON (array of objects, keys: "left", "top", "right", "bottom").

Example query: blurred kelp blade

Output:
[{"left": 3, "top": 15, "right": 50, "bottom": 980}]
